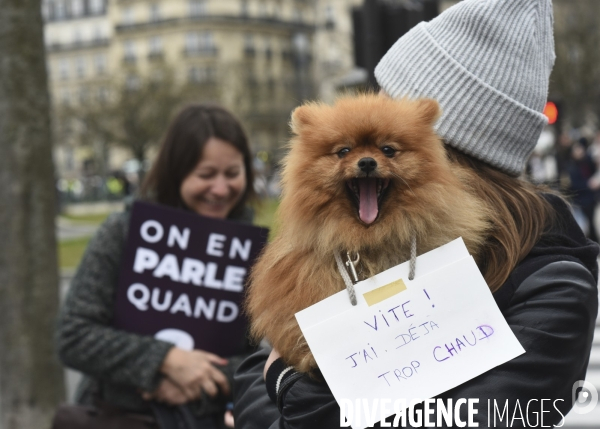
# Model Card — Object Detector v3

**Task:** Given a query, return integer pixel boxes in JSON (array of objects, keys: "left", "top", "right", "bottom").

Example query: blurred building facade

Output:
[
  {"left": 44, "top": 0, "right": 458, "bottom": 182},
  {"left": 110, "top": 0, "right": 318, "bottom": 158},
  {"left": 44, "top": 0, "right": 324, "bottom": 179},
  {"left": 43, "top": 0, "right": 119, "bottom": 179},
  {"left": 313, "top": 0, "right": 362, "bottom": 102}
]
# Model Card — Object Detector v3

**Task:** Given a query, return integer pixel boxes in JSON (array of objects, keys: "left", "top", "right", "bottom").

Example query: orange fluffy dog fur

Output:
[{"left": 247, "top": 94, "right": 491, "bottom": 373}]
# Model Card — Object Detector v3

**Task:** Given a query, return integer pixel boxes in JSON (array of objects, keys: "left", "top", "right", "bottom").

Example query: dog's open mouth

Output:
[{"left": 346, "top": 178, "right": 390, "bottom": 225}]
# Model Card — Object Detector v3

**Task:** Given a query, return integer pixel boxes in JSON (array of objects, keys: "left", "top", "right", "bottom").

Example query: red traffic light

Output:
[{"left": 544, "top": 101, "right": 558, "bottom": 125}]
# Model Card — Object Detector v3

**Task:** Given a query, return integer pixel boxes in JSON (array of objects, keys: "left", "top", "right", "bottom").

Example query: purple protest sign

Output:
[{"left": 114, "top": 201, "right": 269, "bottom": 357}]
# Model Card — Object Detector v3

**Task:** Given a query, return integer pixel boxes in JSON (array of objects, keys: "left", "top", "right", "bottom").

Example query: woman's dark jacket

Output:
[
  {"left": 233, "top": 195, "right": 599, "bottom": 428},
  {"left": 56, "top": 206, "right": 254, "bottom": 419}
]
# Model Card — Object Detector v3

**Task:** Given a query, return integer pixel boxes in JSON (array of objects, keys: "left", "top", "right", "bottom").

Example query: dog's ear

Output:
[
  {"left": 415, "top": 98, "right": 441, "bottom": 125},
  {"left": 290, "top": 105, "right": 315, "bottom": 134}
]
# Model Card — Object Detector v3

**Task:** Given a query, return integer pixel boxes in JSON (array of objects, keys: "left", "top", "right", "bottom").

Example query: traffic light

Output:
[
  {"left": 353, "top": 0, "right": 439, "bottom": 88},
  {"left": 544, "top": 99, "right": 562, "bottom": 135},
  {"left": 543, "top": 101, "right": 558, "bottom": 125}
]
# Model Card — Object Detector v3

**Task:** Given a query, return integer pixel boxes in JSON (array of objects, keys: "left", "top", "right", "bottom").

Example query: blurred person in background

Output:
[
  {"left": 568, "top": 137, "right": 599, "bottom": 242},
  {"left": 588, "top": 130, "right": 600, "bottom": 166},
  {"left": 526, "top": 128, "right": 558, "bottom": 186},
  {"left": 56, "top": 104, "right": 256, "bottom": 429},
  {"left": 589, "top": 130, "right": 600, "bottom": 198},
  {"left": 555, "top": 133, "right": 574, "bottom": 190}
]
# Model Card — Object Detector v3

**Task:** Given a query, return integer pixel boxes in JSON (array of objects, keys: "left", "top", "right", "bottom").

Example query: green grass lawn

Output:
[
  {"left": 58, "top": 198, "right": 281, "bottom": 270},
  {"left": 60, "top": 213, "right": 110, "bottom": 225},
  {"left": 58, "top": 236, "right": 91, "bottom": 269},
  {"left": 58, "top": 213, "right": 110, "bottom": 269},
  {"left": 254, "top": 198, "right": 280, "bottom": 232}
]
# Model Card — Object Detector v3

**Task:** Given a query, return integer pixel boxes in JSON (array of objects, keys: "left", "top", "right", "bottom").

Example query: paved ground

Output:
[
  {"left": 56, "top": 217, "right": 100, "bottom": 241},
  {"left": 561, "top": 313, "right": 600, "bottom": 428}
]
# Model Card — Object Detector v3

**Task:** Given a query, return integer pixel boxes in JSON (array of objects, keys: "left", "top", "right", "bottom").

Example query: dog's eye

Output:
[
  {"left": 381, "top": 146, "right": 396, "bottom": 158},
  {"left": 337, "top": 148, "right": 351, "bottom": 158}
]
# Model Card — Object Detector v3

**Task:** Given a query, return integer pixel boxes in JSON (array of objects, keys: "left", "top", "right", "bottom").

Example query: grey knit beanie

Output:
[{"left": 375, "top": 0, "right": 555, "bottom": 176}]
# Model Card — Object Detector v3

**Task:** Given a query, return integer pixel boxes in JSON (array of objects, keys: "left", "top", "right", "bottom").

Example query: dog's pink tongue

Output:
[{"left": 359, "top": 178, "right": 378, "bottom": 224}]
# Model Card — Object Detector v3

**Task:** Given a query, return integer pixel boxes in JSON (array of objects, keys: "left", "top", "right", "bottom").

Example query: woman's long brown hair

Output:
[{"left": 446, "top": 146, "right": 557, "bottom": 292}]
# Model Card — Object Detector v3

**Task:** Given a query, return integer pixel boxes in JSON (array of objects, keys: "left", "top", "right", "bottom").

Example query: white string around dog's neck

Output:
[{"left": 335, "top": 234, "right": 417, "bottom": 306}]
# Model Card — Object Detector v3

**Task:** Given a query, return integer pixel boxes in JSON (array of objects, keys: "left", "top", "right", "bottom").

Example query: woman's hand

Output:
[
  {"left": 224, "top": 410, "right": 235, "bottom": 428},
  {"left": 161, "top": 347, "right": 230, "bottom": 400},
  {"left": 263, "top": 348, "right": 281, "bottom": 380},
  {"left": 142, "top": 378, "right": 188, "bottom": 405}
]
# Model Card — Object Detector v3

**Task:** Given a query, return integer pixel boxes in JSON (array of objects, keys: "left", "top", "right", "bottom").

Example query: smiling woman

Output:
[{"left": 56, "top": 104, "right": 257, "bottom": 429}]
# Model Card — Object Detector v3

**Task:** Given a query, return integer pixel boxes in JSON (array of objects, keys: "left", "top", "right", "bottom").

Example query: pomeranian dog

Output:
[{"left": 247, "top": 94, "right": 491, "bottom": 373}]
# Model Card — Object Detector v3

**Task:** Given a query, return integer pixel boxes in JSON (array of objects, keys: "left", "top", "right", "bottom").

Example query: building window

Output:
[
  {"left": 258, "top": 1, "right": 267, "bottom": 18},
  {"left": 149, "top": 36, "right": 163, "bottom": 54},
  {"left": 293, "top": 33, "right": 309, "bottom": 55},
  {"left": 185, "top": 31, "right": 215, "bottom": 54},
  {"left": 59, "top": 58, "right": 69, "bottom": 80},
  {"left": 325, "top": 4, "right": 335, "bottom": 29},
  {"left": 79, "top": 87, "right": 90, "bottom": 103},
  {"left": 188, "top": 66, "right": 215, "bottom": 83},
  {"left": 264, "top": 36, "right": 272, "bottom": 60},
  {"left": 89, "top": 0, "right": 104, "bottom": 14},
  {"left": 125, "top": 74, "right": 140, "bottom": 90},
  {"left": 188, "top": 66, "right": 201, "bottom": 83},
  {"left": 61, "top": 88, "right": 70, "bottom": 105},
  {"left": 292, "top": 7, "right": 303, "bottom": 23},
  {"left": 281, "top": 38, "right": 292, "bottom": 61},
  {"left": 151, "top": 70, "right": 164, "bottom": 82},
  {"left": 185, "top": 33, "right": 197, "bottom": 52},
  {"left": 70, "top": 0, "right": 84, "bottom": 17},
  {"left": 123, "top": 40, "right": 136, "bottom": 61},
  {"left": 189, "top": 0, "right": 206, "bottom": 17},
  {"left": 94, "top": 53, "right": 106, "bottom": 75},
  {"left": 75, "top": 57, "right": 86, "bottom": 78},
  {"left": 149, "top": 4, "right": 160, "bottom": 22},
  {"left": 201, "top": 32, "right": 214, "bottom": 49},
  {"left": 122, "top": 7, "right": 134, "bottom": 25},
  {"left": 244, "top": 34, "right": 255, "bottom": 56},
  {"left": 92, "top": 25, "right": 103, "bottom": 41},
  {"left": 55, "top": 1, "right": 66, "bottom": 20},
  {"left": 72, "top": 27, "right": 82, "bottom": 44},
  {"left": 207, "top": 66, "right": 215, "bottom": 81},
  {"left": 273, "top": 1, "right": 281, "bottom": 19},
  {"left": 97, "top": 86, "right": 109, "bottom": 102}
]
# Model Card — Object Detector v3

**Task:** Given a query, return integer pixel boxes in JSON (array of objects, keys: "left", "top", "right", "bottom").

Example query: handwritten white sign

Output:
[{"left": 296, "top": 238, "right": 525, "bottom": 429}]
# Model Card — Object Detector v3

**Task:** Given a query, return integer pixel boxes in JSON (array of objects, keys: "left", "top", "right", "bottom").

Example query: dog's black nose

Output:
[{"left": 358, "top": 157, "right": 377, "bottom": 173}]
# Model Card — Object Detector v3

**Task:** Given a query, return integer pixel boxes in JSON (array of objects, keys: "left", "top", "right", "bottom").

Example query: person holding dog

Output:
[
  {"left": 233, "top": 0, "right": 599, "bottom": 427},
  {"left": 56, "top": 104, "right": 256, "bottom": 428}
]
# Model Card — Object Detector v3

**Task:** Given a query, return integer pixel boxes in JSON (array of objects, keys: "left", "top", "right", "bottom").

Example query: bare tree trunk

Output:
[{"left": 0, "top": 0, "right": 66, "bottom": 428}]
